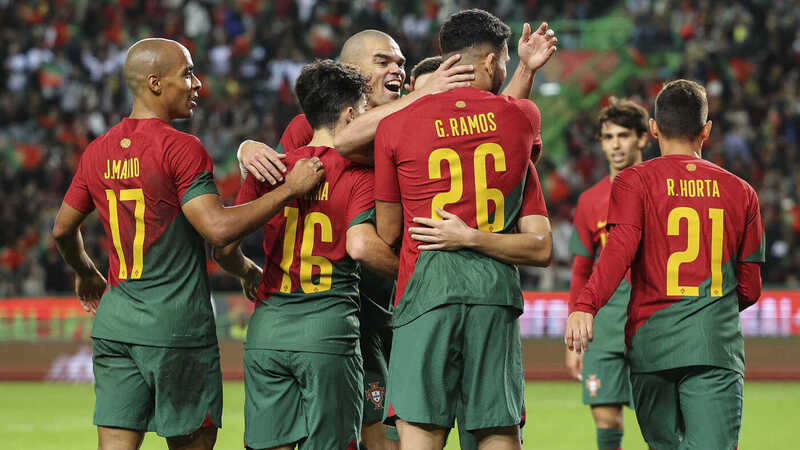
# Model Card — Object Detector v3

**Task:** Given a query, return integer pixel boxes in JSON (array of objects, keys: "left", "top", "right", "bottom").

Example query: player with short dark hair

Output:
[
  {"left": 566, "top": 98, "right": 649, "bottom": 450},
  {"left": 214, "top": 59, "right": 399, "bottom": 450},
  {"left": 375, "top": 9, "right": 556, "bottom": 450},
  {"left": 565, "top": 79, "right": 765, "bottom": 449},
  {"left": 409, "top": 56, "right": 443, "bottom": 90},
  {"left": 51, "top": 38, "right": 324, "bottom": 450}
]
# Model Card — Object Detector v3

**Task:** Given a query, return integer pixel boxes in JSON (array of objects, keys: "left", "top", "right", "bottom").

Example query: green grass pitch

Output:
[{"left": 1, "top": 381, "right": 796, "bottom": 449}]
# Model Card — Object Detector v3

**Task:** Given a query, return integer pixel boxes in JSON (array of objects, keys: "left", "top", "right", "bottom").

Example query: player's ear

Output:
[
  {"left": 483, "top": 52, "right": 496, "bottom": 78},
  {"left": 146, "top": 74, "right": 161, "bottom": 95},
  {"left": 700, "top": 120, "right": 712, "bottom": 142},
  {"left": 343, "top": 106, "right": 356, "bottom": 125},
  {"left": 648, "top": 118, "right": 659, "bottom": 140}
]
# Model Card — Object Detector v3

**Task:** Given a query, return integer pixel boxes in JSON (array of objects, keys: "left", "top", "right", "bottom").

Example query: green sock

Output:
[{"left": 597, "top": 428, "right": 624, "bottom": 450}]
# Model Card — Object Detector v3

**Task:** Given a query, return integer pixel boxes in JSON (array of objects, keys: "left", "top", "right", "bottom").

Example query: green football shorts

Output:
[
  {"left": 384, "top": 304, "right": 524, "bottom": 432},
  {"left": 243, "top": 349, "right": 363, "bottom": 449},
  {"left": 630, "top": 365, "right": 743, "bottom": 449},
  {"left": 92, "top": 338, "right": 222, "bottom": 438},
  {"left": 361, "top": 326, "right": 390, "bottom": 425},
  {"left": 581, "top": 348, "right": 633, "bottom": 407}
]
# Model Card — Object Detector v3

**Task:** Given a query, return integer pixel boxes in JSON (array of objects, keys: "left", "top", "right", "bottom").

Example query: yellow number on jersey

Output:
[
  {"left": 427, "top": 143, "right": 507, "bottom": 231},
  {"left": 666, "top": 206, "right": 724, "bottom": 297},
  {"left": 278, "top": 207, "right": 333, "bottom": 294},
  {"left": 105, "top": 188, "right": 146, "bottom": 279}
]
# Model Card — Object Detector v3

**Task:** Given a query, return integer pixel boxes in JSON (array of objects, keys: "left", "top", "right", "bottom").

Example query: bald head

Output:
[
  {"left": 340, "top": 30, "right": 395, "bottom": 65},
  {"left": 124, "top": 38, "right": 189, "bottom": 95}
]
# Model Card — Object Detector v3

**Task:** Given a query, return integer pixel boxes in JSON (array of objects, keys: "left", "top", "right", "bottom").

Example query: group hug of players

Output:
[{"left": 51, "top": 7, "right": 764, "bottom": 450}]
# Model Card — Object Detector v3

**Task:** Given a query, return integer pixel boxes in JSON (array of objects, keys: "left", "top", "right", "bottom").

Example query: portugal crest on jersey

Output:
[
  {"left": 366, "top": 382, "right": 385, "bottom": 410},
  {"left": 586, "top": 374, "right": 602, "bottom": 397}
]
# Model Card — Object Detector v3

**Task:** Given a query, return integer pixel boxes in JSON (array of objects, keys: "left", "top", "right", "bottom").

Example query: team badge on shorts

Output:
[
  {"left": 366, "top": 382, "right": 385, "bottom": 410},
  {"left": 586, "top": 374, "right": 602, "bottom": 397}
]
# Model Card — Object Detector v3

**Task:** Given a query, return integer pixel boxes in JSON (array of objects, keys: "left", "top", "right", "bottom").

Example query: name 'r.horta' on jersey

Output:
[
  {"left": 434, "top": 112, "right": 497, "bottom": 138},
  {"left": 103, "top": 157, "right": 141, "bottom": 180},
  {"left": 666, "top": 178, "right": 721, "bottom": 198}
]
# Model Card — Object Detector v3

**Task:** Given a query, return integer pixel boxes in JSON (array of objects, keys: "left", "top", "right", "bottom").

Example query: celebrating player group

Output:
[{"left": 52, "top": 5, "right": 763, "bottom": 450}]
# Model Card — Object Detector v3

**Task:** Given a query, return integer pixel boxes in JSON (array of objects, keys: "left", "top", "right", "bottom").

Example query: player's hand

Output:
[
  {"left": 565, "top": 311, "right": 593, "bottom": 353},
  {"left": 403, "top": 76, "right": 417, "bottom": 93},
  {"left": 283, "top": 157, "right": 325, "bottom": 198},
  {"left": 409, "top": 207, "right": 474, "bottom": 251},
  {"left": 240, "top": 263, "right": 262, "bottom": 302},
  {"left": 565, "top": 346, "right": 584, "bottom": 381},
  {"left": 238, "top": 140, "right": 287, "bottom": 184},
  {"left": 75, "top": 268, "right": 106, "bottom": 316},
  {"left": 517, "top": 22, "right": 557, "bottom": 72},
  {"left": 416, "top": 54, "right": 475, "bottom": 96}
]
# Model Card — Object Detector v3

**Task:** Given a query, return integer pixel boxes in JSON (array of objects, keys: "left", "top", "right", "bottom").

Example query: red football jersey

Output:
[
  {"left": 63, "top": 117, "right": 219, "bottom": 347},
  {"left": 277, "top": 114, "right": 314, "bottom": 153},
  {"left": 374, "top": 87, "right": 548, "bottom": 325},
  {"left": 577, "top": 154, "right": 765, "bottom": 373}
]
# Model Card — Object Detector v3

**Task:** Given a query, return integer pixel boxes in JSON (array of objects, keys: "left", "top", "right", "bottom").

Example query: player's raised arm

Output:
[
  {"left": 501, "top": 22, "right": 557, "bottom": 100},
  {"left": 182, "top": 157, "right": 324, "bottom": 247},
  {"left": 333, "top": 54, "right": 475, "bottom": 165}
]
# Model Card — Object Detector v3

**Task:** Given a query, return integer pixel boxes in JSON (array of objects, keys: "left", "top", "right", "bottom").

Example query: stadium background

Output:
[{"left": 1, "top": 0, "right": 799, "bottom": 448}]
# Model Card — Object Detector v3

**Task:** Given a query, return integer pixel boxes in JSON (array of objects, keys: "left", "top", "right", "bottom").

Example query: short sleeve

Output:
[
  {"left": 347, "top": 169, "right": 376, "bottom": 228},
  {"left": 569, "top": 196, "right": 594, "bottom": 258},
  {"left": 607, "top": 168, "right": 645, "bottom": 228},
  {"left": 63, "top": 155, "right": 95, "bottom": 214},
  {"left": 510, "top": 98, "right": 542, "bottom": 146},
  {"left": 373, "top": 120, "right": 401, "bottom": 202},
  {"left": 519, "top": 161, "right": 548, "bottom": 217},
  {"left": 168, "top": 136, "right": 219, "bottom": 205},
  {"left": 278, "top": 114, "right": 314, "bottom": 154},
  {"left": 740, "top": 187, "right": 765, "bottom": 263},
  {"left": 235, "top": 173, "right": 266, "bottom": 206}
]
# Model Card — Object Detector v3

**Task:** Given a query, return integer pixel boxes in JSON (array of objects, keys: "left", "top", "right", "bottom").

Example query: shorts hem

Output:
[
  {"left": 583, "top": 398, "right": 633, "bottom": 408},
  {"left": 244, "top": 432, "right": 307, "bottom": 450},
  {"left": 93, "top": 420, "right": 147, "bottom": 433}
]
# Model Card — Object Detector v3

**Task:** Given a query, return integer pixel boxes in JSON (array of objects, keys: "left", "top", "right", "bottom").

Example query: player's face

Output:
[
  {"left": 490, "top": 42, "right": 510, "bottom": 94},
  {"left": 359, "top": 38, "right": 406, "bottom": 107},
  {"left": 599, "top": 121, "right": 645, "bottom": 171},
  {"left": 164, "top": 46, "right": 202, "bottom": 119}
]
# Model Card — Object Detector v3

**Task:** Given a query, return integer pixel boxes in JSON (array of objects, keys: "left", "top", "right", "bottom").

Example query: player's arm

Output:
[
  {"left": 236, "top": 140, "right": 287, "bottom": 184},
  {"left": 51, "top": 203, "right": 107, "bottom": 315},
  {"left": 213, "top": 240, "right": 262, "bottom": 301},
  {"left": 501, "top": 22, "right": 557, "bottom": 100},
  {"left": 182, "top": 158, "right": 324, "bottom": 247},
  {"left": 376, "top": 201, "right": 403, "bottom": 248},
  {"left": 736, "top": 188, "right": 765, "bottom": 311},
  {"left": 333, "top": 54, "right": 475, "bottom": 165},
  {"left": 347, "top": 223, "right": 399, "bottom": 278},
  {"left": 408, "top": 208, "right": 552, "bottom": 266}
]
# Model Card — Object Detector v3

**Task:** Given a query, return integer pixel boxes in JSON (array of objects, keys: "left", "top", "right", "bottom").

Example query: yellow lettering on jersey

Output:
[
  {"left": 435, "top": 120, "right": 446, "bottom": 138},
  {"left": 679, "top": 179, "right": 688, "bottom": 197},
  {"left": 667, "top": 178, "right": 676, "bottom": 196},
  {"left": 105, "top": 158, "right": 140, "bottom": 180},
  {"left": 467, "top": 115, "right": 480, "bottom": 134},
  {"left": 712, "top": 180, "right": 720, "bottom": 197},
  {"left": 696, "top": 180, "right": 705, "bottom": 197},
  {"left": 667, "top": 178, "right": 721, "bottom": 199},
  {"left": 449, "top": 118, "right": 459, "bottom": 136},
  {"left": 687, "top": 179, "right": 696, "bottom": 197},
  {"left": 459, "top": 116, "right": 470, "bottom": 136},
  {"left": 487, "top": 112, "right": 497, "bottom": 131},
  {"left": 304, "top": 182, "right": 329, "bottom": 202}
]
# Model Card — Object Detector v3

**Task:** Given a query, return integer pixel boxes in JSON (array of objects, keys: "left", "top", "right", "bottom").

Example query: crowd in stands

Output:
[{"left": 1, "top": 0, "right": 798, "bottom": 296}]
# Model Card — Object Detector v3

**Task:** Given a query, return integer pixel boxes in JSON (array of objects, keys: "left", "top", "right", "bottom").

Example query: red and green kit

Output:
[
  {"left": 236, "top": 146, "right": 375, "bottom": 356},
  {"left": 574, "top": 154, "right": 765, "bottom": 374},
  {"left": 374, "top": 87, "right": 548, "bottom": 326},
  {"left": 569, "top": 176, "right": 631, "bottom": 352},
  {"left": 64, "top": 118, "right": 220, "bottom": 347}
]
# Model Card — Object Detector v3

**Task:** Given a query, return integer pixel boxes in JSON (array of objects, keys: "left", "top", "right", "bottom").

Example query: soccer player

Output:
[
  {"left": 374, "top": 9, "right": 554, "bottom": 450},
  {"left": 51, "top": 38, "right": 324, "bottom": 450},
  {"left": 565, "top": 80, "right": 765, "bottom": 449},
  {"left": 214, "top": 60, "right": 399, "bottom": 450},
  {"left": 406, "top": 56, "right": 443, "bottom": 92},
  {"left": 566, "top": 98, "right": 649, "bottom": 450},
  {"left": 237, "top": 23, "right": 556, "bottom": 450}
]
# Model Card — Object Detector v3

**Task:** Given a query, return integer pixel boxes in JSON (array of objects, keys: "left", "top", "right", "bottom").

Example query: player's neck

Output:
[
  {"left": 308, "top": 128, "right": 335, "bottom": 148},
  {"left": 658, "top": 137, "right": 702, "bottom": 158},
  {"left": 129, "top": 100, "right": 170, "bottom": 122}
]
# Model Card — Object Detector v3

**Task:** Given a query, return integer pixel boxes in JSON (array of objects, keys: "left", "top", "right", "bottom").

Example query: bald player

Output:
[{"left": 52, "top": 38, "right": 324, "bottom": 450}]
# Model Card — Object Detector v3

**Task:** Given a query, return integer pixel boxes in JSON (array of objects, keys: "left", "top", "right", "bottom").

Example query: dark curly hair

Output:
[
  {"left": 411, "top": 56, "right": 442, "bottom": 80},
  {"left": 294, "top": 59, "right": 371, "bottom": 130},
  {"left": 439, "top": 9, "right": 511, "bottom": 55},
  {"left": 654, "top": 79, "right": 708, "bottom": 140},
  {"left": 596, "top": 97, "right": 650, "bottom": 137}
]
